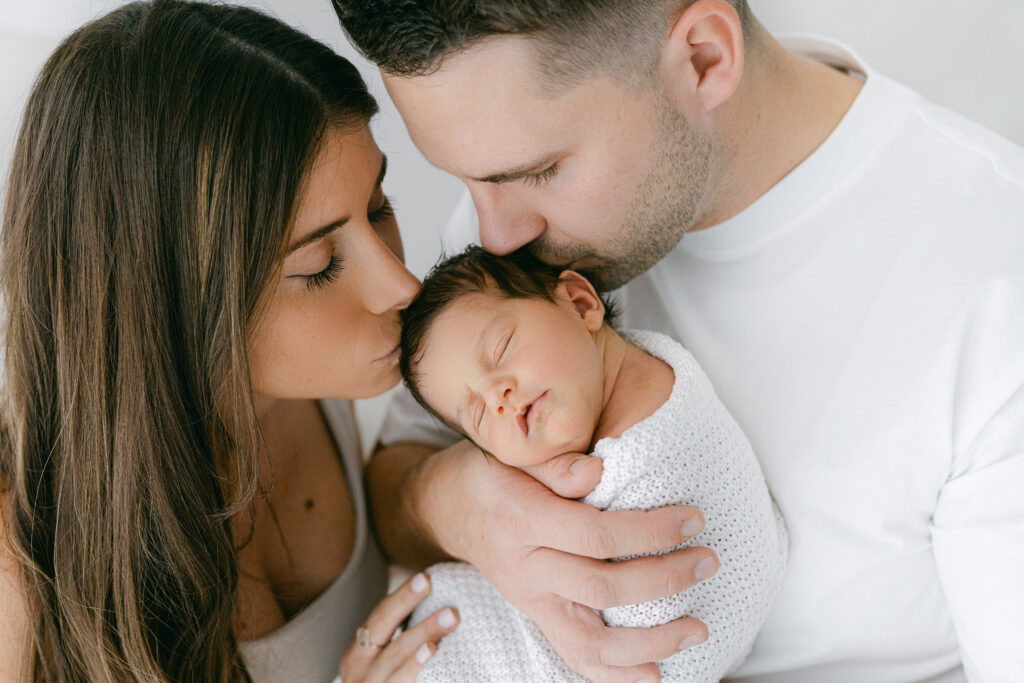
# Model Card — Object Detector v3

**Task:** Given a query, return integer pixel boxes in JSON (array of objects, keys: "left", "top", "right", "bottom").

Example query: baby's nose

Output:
[{"left": 496, "top": 387, "right": 513, "bottom": 415}]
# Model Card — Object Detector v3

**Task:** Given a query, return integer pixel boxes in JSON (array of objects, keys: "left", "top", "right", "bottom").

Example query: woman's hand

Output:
[{"left": 339, "top": 572, "right": 458, "bottom": 682}]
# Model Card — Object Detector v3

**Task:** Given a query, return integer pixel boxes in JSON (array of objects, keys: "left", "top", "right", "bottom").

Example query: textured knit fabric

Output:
[{"left": 411, "top": 331, "right": 787, "bottom": 682}]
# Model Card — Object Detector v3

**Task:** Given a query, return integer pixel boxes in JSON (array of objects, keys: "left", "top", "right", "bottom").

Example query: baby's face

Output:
[{"left": 415, "top": 287, "right": 607, "bottom": 467}]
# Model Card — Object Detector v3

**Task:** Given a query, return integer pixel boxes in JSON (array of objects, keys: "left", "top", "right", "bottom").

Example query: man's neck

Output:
[{"left": 692, "top": 34, "right": 864, "bottom": 232}]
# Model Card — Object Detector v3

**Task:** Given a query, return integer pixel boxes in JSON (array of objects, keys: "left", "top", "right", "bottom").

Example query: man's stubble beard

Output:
[{"left": 528, "top": 93, "right": 713, "bottom": 292}]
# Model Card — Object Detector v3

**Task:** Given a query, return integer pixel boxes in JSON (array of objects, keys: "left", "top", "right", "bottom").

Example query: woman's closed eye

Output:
[{"left": 297, "top": 252, "right": 344, "bottom": 291}]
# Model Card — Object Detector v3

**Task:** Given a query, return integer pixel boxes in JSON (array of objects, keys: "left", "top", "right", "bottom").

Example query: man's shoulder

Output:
[{"left": 897, "top": 84, "right": 1024, "bottom": 187}]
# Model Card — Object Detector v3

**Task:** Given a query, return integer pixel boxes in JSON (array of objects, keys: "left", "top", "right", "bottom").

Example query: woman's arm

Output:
[{"left": 0, "top": 502, "right": 30, "bottom": 681}]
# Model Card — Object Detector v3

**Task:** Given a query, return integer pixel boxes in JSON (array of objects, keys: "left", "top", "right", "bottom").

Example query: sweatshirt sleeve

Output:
[{"left": 930, "top": 276, "right": 1024, "bottom": 681}]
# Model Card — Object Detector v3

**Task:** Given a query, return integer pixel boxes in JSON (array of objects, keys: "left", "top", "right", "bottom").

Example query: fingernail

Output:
[
  {"left": 682, "top": 516, "right": 703, "bottom": 538},
  {"left": 679, "top": 633, "right": 705, "bottom": 650},
  {"left": 411, "top": 573, "right": 429, "bottom": 593},
  {"left": 694, "top": 556, "right": 717, "bottom": 581},
  {"left": 438, "top": 608, "right": 457, "bottom": 629},
  {"left": 416, "top": 642, "right": 432, "bottom": 663},
  {"left": 569, "top": 456, "right": 591, "bottom": 474}
]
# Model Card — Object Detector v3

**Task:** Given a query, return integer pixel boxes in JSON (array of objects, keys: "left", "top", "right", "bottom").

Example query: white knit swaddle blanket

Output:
[{"left": 411, "top": 330, "right": 788, "bottom": 682}]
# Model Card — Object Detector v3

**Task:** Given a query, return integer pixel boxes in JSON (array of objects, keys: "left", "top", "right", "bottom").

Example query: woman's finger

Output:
[
  {"left": 340, "top": 572, "right": 433, "bottom": 680},
  {"left": 384, "top": 641, "right": 436, "bottom": 683},
  {"left": 368, "top": 606, "right": 459, "bottom": 683},
  {"left": 359, "top": 572, "right": 432, "bottom": 652}
]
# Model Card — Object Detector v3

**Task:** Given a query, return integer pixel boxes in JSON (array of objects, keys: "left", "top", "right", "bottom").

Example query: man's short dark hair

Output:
[
  {"left": 333, "top": 0, "right": 752, "bottom": 91},
  {"left": 399, "top": 245, "right": 616, "bottom": 435}
]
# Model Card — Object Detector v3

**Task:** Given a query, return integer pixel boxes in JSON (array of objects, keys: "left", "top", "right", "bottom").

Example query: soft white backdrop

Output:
[{"left": 2, "top": 1, "right": 1022, "bottom": 449}]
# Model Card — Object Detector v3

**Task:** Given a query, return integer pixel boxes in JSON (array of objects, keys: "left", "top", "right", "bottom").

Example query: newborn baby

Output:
[{"left": 399, "top": 246, "right": 787, "bottom": 682}]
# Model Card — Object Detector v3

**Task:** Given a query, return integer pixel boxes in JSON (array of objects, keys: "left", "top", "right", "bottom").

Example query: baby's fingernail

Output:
[
  {"left": 679, "top": 633, "right": 706, "bottom": 650},
  {"left": 411, "top": 573, "right": 429, "bottom": 593},
  {"left": 694, "top": 556, "right": 717, "bottom": 581},
  {"left": 438, "top": 608, "right": 457, "bottom": 629},
  {"left": 416, "top": 642, "right": 432, "bottom": 663},
  {"left": 569, "top": 456, "right": 591, "bottom": 474},
  {"left": 682, "top": 516, "right": 703, "bottom": 538}
]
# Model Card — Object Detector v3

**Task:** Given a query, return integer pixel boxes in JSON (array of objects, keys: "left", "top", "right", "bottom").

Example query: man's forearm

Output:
[{"left": 367, "top": 441, "right": 453, "bottom": 568}]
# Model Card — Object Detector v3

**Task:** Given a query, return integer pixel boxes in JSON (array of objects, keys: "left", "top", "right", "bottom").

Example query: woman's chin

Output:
[{"left": 347, "top": 366, "right": 402, "bottom": 400}]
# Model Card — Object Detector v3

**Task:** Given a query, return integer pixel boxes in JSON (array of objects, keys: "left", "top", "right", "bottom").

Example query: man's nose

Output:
[{"left": 471, "top": 186, "right": 546, "bottom": 255}]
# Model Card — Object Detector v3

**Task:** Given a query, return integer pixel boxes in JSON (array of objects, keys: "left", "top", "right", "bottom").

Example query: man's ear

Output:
[
  {"left": 555, "top": 271, "right": 605, "bottom": 332},
  {"left": 660, "top": 0, "right": 744, "bottom": 115}
]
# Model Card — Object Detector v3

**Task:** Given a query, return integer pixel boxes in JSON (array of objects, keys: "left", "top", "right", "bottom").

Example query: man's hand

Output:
[{"left": 395, "top": 440, "right": 717, "bottom": 683}]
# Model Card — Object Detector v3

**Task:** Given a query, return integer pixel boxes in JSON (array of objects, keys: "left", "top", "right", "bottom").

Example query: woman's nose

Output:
[{"left": 363, "top": 232, "right": 421, "bottom": 314}]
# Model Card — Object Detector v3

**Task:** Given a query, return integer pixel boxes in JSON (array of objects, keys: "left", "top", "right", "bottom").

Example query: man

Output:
[{"left": 333, "top": 1, "right": 1024, "bottom": 681}]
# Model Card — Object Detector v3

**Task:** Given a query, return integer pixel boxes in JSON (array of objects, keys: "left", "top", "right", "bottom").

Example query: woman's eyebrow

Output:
[
  {"left": 287, "top": 217, "right": 349, "bottom": 255},
  {"left": 285, "top": 154, "right": 389, "bottom": 255}
]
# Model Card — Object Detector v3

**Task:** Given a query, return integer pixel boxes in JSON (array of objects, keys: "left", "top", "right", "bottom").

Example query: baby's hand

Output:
[{"left": 519, "top": 452, "right": 604, "bottom": 499}]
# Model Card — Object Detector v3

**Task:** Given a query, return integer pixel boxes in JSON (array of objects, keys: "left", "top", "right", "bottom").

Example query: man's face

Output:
[{"left": 385, "top": 36, "right": 714, "bottom": 290}]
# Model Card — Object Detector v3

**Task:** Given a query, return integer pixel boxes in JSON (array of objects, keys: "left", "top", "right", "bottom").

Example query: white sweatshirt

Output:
[{"left": 382, "top": 36, "right": 1024, "bottom": 683}]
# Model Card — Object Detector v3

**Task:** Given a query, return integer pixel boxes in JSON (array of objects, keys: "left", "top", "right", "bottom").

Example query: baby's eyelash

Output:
[
  {"left": 304, "top": 253, "right": 343, "bottom": 291},
  {"left": 494, "top": 332, "right": 513, "bottom": 365},
  {"left": 522, "top": 163, "right": 558, "bottom": 188}
]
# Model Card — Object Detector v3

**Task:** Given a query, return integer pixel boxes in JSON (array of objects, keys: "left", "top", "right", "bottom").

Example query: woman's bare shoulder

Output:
[{"left": 0, "top": 493, "right": 31, "bottom": 679}]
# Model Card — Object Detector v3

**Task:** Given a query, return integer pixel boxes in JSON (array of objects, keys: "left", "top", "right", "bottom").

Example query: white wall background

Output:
[{"left": 2, "top": 1, "right": 1022, "bottom": 449}]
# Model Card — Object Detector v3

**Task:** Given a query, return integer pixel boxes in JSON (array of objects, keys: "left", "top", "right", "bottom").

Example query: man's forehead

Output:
[{"left": 382, "top": 37, "right": 602, "bottom": 177}]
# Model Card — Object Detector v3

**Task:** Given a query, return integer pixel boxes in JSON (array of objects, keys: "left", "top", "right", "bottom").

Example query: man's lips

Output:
[{"left": 515, "top": 390, "right": 548, "bottom": 436}]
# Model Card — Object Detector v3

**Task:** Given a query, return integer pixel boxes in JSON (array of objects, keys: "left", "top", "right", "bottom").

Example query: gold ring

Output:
[{"left": 356, "top": 626, "right": 385, "bottom": 649}]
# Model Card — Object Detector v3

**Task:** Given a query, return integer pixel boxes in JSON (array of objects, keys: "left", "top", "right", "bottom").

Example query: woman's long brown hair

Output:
[{"left": 0, "top": 1, "right": 376, "bottom": 679}]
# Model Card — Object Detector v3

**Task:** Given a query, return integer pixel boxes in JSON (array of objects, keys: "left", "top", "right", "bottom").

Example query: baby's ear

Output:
[{"left": 555, "top": 270, "right": 605, "bottom": 332}]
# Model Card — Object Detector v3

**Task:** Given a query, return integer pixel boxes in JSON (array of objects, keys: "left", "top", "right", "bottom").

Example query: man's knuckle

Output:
[
  {"left": 490, "top": 507, "right": 526, "bottom": 541},
  {"left": 579, "top": 573, "right": 616, "bottom": 608},
  {"left": 563, "top": 639, "right": 600, "bottom": 669},
  {"left": 579, "top": 523, "right": 616, "bottom": 558},
  {"left": 663, "top": 565, "right": 689, "bottom": 594}
]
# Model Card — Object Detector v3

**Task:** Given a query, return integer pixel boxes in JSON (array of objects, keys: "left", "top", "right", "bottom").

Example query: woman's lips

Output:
[{"left": 516, "top": 390, "right": 548, "bottom": 436}]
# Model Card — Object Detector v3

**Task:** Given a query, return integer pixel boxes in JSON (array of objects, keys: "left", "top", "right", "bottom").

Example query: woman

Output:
[{"left": 0, "top": 1, "right": 456, "bottom": 680}]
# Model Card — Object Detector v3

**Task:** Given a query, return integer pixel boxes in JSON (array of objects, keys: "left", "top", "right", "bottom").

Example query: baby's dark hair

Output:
[{"left": 400, "top": 245, "right": 616, "bottom": 434}]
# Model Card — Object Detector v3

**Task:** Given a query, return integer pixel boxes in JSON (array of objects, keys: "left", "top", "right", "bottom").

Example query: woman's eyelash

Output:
[
  {"left": 522, "top": 163, "right": 558, "bottom": 188},
  {"left": 304, "top": 252, "right": 343, "bottom": 291},
  {"left": 369, "top": 197, "right": 394, "bottom": 223}
]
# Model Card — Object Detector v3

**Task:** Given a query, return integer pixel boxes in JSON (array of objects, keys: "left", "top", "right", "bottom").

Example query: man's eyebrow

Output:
[
  {"left": 470, "top": 152, "right": 562, "bottom": 185},
  {"left": 286, "top": 154, "right": 389, "bottom": 255}
]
